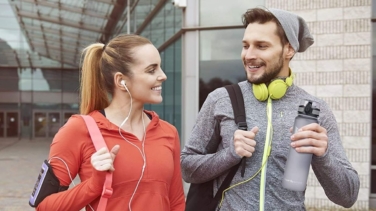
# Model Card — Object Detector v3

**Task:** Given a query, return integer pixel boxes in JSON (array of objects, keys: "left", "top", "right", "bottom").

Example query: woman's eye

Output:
[{"left": 149, "top": 69, "right": 156, "bottom": 73}]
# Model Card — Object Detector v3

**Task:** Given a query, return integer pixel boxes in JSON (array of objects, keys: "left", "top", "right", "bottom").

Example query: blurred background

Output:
[{"left": 0, "top": 0, "right": 374, "bottom": 210}]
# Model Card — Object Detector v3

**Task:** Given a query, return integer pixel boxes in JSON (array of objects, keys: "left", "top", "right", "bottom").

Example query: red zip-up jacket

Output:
[{"left": 36, "top": 110, "right": 185, "bottom": 211}]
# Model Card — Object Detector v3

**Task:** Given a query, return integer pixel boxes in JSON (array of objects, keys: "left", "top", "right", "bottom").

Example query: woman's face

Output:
[{"left": 126, "top": 44, "right": 167, "bottom": 104}]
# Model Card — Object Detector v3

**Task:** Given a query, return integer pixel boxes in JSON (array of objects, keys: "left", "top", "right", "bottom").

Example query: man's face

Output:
[{"left": 241, "top": 21, "right": 288, "bottom": 85}]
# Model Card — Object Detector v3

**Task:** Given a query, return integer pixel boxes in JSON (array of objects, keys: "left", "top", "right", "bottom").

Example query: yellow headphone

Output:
[{"left": 252, "top": 71, "right": 294, "bottom": 101}]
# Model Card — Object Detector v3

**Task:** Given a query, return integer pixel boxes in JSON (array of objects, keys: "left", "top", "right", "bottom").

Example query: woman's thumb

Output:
[{"left": 110, "top": 145, "right": 120, "bottom": 159}]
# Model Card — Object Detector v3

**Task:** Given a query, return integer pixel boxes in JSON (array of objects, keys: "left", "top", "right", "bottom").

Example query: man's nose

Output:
[{"left": 245, "top": 47, "right": 257, "bottom": 60}]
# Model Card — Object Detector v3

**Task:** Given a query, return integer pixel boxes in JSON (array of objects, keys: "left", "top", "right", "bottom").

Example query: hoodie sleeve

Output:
[
  {"left": 311, "top": 101, "right": 360, "bottom": 208},
  {"left": 169, "top": 129, "right": 186, "bottom": 211},
  {"left": 36, "top": 115, "right": 105, "bottom": 211},
  {"left": 181, "top": 90, "right": 242, "bottom": 184}
]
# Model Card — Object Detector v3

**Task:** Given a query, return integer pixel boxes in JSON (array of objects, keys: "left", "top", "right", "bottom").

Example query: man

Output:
[{"left": 181, "top": 8, "right": 359, "bottom": 210}]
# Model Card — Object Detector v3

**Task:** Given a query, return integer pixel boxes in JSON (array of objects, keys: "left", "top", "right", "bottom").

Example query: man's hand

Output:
[
  {"left": 233, "top": 126, "right": 258, "bottom": 158},
  {"left": 290, "top": 123, "right": 328, "bottom": 157},
  {"left": 91, "top": 145, "right": 120, "bottom": 172}
]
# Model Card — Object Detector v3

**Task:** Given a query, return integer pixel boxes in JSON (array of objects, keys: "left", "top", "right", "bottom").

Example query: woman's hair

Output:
[
  {"left": 242, "top": 8, "right": 289, "bottom": 47},
  {"left": 79, "top": 34, "right": 151, "bottom": 114}
]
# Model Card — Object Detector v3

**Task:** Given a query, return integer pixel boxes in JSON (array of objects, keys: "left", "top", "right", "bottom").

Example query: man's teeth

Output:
[
  {"left": 152, "top": 86, "right": 162, "bottom": 91},
  {"left": 248, "top": 66, "right": 260, "bottom": 68}
]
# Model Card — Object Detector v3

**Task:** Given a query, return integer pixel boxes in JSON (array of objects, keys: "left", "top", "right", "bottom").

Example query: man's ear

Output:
[{"left": 285, "top": 43, "right": 295, "bottom": 60}]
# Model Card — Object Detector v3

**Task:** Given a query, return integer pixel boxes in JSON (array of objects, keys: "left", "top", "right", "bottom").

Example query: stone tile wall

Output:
[{"left": 266, "top": 0, "right": 372, "bottom": 210}]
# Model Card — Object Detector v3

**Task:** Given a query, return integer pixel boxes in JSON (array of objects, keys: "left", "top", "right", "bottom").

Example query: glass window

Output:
[
  {"left": 173, "top": 38, "right": 182, "bottom": 135},
  {"left": 150, "top": 6, "right": 165, "bottom": 47},
  {"left": 139, "top": 1, "right": 182, "bottom": 48},
  {"left": 147, "top": 38, "right": 182, "bottom": 136},
  {"left": 0, "top": 78, "right": 19, "bottom": 91},
  {"left": 200, "top": 0, "right": 265, "bottom": 26},
  {"left": 62, "top": 69, "right": 79, "bottom": 92},
  {"left": 0, "top": 67, "right": 18, "bottom": 91},
  {"left": 161, "top": 40, "right": 173, "bottom": 121},
  {"left": 372, "top": 0, "right": 376, "bottom": 195},
  {"left": 373, "top": 22, "right": 376, "bottom": 168},
  {"left": 40, "top": 69, "right": 62, "bottom": 79},
  {"left": 0, "top": 67, "right": 18, "bottom": 78},
  {"left": 140, "top": 24, "right": 151, "bottom": 40},
  {"left": 0, "top": 17, "right": 21, "bottom": 30},
  {"left": 199, "top": 29, "right": 246, "bottom": 108},
  {"left": 134, "top": 0, "right": 159, "bottom": 31},
  {"left": 19, "top": 79, "right": 32, "bottom": 91},
  {"left": 372, "top": 170, "right": 376, "bottom": 194},
  {"left": 33, "top": 79, "right": 52, "bottom": 91}
]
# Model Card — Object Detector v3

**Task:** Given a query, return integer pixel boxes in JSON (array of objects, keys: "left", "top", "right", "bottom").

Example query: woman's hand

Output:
[{"left": 91, "top": 145, "right": 120, "bottom": 171}]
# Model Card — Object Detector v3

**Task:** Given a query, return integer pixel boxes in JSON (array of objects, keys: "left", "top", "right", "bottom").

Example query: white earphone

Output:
[{"left": 118, "top": 78, "right": 146, "bottom": 211}]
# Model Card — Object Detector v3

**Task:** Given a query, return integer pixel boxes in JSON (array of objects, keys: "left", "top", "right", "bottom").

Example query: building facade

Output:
[{"left": 0, "top": 0, "right": 373, "bottom": 209}]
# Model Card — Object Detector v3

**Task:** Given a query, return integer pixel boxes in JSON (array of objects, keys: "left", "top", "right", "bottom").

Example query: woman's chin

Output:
[{"left": 146, "top": 98, "right": 163, "bottom": 105}]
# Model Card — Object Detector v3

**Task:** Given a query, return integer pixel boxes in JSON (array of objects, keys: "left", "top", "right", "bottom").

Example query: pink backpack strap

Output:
[{"left": 81, "top": 115, "right": 113, "bottom": 211}]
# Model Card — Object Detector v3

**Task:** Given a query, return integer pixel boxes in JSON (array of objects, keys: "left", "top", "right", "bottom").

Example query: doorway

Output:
[
  {"left": 0, "top": 111, "right": 19, "bottom": 138},
  {"left": 33, "top": 111, "right": 76, "bottom": 138}
]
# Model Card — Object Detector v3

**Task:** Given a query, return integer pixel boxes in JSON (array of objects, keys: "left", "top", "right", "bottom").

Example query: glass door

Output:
[
  {"left": 48, "top": 112, "right": 60, "bottom": 138},
  {"left": 64, "top": 112, "right": 76, "bottom": 124},
  {"left": 0, "top": 111, "right": 19, "bottom": 138},
  {"left": 6, "top": 112, "right": 19, "bottom": 137},
  {"left": 34, "top": 112, "right": 47, "bottom": 138},
  {"left": 0, "top": 112, "right": 4, "bottom": 137},
  {"left": 33, "top": 111, "right": 77, "bottom": 138}
]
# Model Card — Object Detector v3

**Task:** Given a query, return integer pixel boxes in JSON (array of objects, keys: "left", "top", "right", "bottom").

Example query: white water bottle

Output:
[{"left": 282, "top": 100, "right": 320, "bottom": 191}]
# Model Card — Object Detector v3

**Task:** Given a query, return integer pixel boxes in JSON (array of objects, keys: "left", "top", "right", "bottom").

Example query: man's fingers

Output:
[
  {"left": 292, "top": 129, "right": 327, "bottom": 142},
  {"left": 299, "top": 123, "right": 326, "bottom": 133},
  {"left": 243, "top": 138, "right": 256, "bottom": 147},
  {"left": 235, "top": 126, "right": 259, "bottom": 139},
  {"left": 250, "top": 126, "right": 259, "bottom": 134}
]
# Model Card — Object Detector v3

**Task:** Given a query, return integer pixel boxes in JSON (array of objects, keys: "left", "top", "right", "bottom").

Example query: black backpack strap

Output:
[
  {"left": 213, "top": 84, "right": 247, "bottom": 201},
  {"left": 225, "top": 84, "right": 247, "bottom": 130},
  {"left": 225, "top": 84, "right": 248, "bottom": 177}
]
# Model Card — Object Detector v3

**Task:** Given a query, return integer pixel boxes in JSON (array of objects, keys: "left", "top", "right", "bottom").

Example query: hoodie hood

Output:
[{"left": 88, "top": 110, "right": 161, "bottom": 135}]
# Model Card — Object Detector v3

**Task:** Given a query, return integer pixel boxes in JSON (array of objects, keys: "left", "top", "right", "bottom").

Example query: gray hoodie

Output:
[{"left": 181, "top": 81, "right": 359, "bottom": 210}]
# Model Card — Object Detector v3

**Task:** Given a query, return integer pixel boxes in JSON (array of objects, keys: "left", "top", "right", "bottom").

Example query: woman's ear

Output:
[{"left": 114, "top": 72, "right": 128, "bottom": 90}]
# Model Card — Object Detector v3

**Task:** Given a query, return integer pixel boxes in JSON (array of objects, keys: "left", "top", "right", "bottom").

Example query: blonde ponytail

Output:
[
  {"left": 79, "top": 34, "right": 152, "bottom": 115},
  {"left": 79, "top": 43, "right": 109, "bottom": 114}
]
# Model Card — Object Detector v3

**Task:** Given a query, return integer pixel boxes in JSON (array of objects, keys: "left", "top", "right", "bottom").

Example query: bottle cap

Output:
[{"left": 298, "top": 100, "right": 320, "bottom": 117}]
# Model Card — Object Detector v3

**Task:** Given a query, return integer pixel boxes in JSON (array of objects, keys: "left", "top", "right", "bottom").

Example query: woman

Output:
[{"left": 36, "top": 34, "right": 185, "bottom": 211}]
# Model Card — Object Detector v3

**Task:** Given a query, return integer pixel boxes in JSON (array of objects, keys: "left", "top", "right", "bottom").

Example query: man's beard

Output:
[{"left": 245, "top": 51, "right": 284, "bottom": 85}]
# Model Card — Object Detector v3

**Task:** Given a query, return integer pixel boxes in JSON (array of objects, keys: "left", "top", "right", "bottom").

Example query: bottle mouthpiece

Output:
[{"left": 298, "top": 100, "right": 320, "bottom": 117}]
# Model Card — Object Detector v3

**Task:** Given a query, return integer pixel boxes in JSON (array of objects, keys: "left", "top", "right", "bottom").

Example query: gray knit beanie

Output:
[{"left": 268, "top": 8, "right": 314, "bottom": 52}]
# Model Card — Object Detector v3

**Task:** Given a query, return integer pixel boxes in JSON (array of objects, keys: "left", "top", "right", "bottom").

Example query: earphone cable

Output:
[
  {"left": 118, "top": 84, "right": 147, "bottom": 211},
  {"left": 48, "top": 157, "right": 95, "bottom": 211},
  {"left": 218, "top": 97, "right": 273, "bottom": 210}
]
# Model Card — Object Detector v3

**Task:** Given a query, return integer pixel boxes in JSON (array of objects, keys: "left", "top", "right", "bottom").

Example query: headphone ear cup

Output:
[
  {"left": 253, "top": 83, "right": 269, "bottom": 101},
  {"left": 268, "top": 79, "right": 288, "bottom": 100}
]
